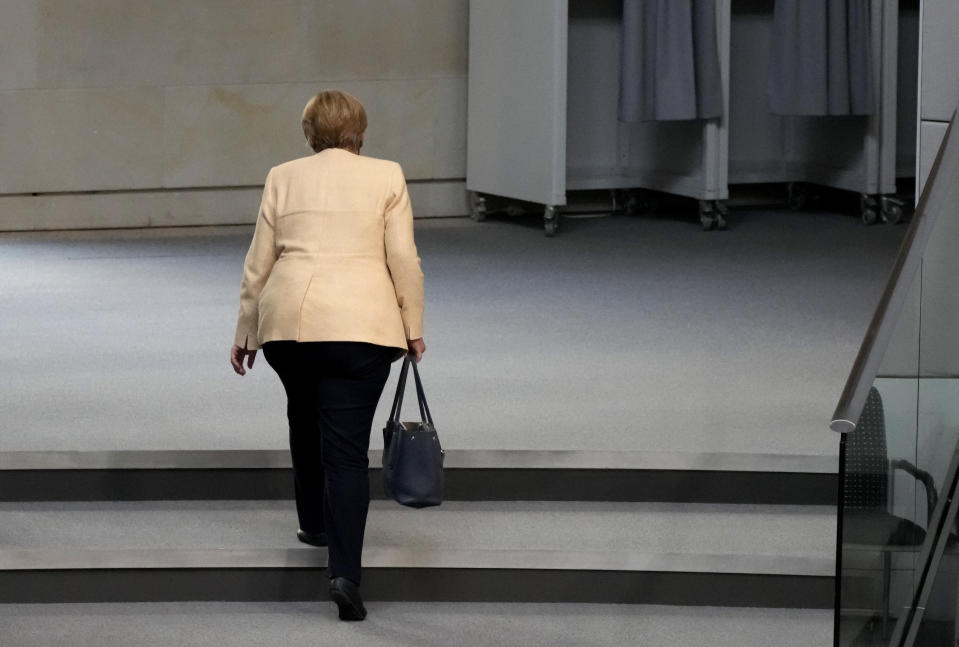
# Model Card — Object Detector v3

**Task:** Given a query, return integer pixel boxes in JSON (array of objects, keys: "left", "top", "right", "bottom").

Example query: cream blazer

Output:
[{"left": 233, "top": 148, "right": 424, "bottom": 357}]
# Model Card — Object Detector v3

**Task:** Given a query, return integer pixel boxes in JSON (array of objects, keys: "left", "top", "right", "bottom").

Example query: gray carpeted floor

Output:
[
  {"left": 0, "top": 602, "right": 832, "bottom": 647},
  {"left": 0, "top": 211, "right": 904, "bottom": 456}
]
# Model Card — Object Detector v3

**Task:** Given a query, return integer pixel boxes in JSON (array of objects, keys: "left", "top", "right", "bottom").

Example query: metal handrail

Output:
[{"left": 830, "top": 113, "right": 958, "bottom": 433}]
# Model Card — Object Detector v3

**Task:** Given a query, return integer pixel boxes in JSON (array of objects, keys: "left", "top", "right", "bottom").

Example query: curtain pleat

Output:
[
  {"left": 619, "top": 0, "right": 723, "bottom": 122},
  {"left": 767, "top": 0, "right": 874, "bottom": 116}
]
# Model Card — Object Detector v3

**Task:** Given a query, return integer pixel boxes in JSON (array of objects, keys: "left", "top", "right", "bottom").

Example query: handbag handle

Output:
[
  {"left": 410, "top": 360, "right": 434, "bottom": 427},
  {"left": 389, "top": 357, "right": 412, "bottom": 423},
  {"left": 388, "top": 357, "right": 434, "bottom": 427}
]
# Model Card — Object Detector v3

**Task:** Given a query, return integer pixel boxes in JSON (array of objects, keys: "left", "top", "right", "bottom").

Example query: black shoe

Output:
[
  {"left": 296, "top": 529, "right": 328, "bottom": 547},
  {"left": 329, "top": 577, "right": 367, "bottom": 621}
]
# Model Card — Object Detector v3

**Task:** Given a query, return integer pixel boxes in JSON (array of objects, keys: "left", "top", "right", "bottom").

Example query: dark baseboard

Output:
[
  {"left": 0, "top": 468, "right": 835, "bottom": 505},
  {"left": 0, "top": 567, "right": 834, "bottom": 608}
]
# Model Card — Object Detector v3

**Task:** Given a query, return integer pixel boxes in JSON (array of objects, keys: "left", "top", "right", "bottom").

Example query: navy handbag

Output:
[{"left": 382, "top": 357, "right": 445, "bottom": 508}]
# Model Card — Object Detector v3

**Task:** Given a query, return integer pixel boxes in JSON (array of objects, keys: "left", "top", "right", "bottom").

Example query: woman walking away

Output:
[{"left": 230, "top": 90, "right": 426, "bottom": 621}]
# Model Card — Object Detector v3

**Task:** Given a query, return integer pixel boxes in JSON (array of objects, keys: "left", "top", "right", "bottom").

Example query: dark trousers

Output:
[{"left": 262, "top": 340, "right": 394, "bottom": 585}]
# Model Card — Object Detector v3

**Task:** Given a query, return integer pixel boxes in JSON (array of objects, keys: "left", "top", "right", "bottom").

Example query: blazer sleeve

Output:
[
  {"left": 233, "top": 168, "right": 279, "bottom": 350},
  {"left": 384, "top": 163, "right": 425, "bottom": 340}
]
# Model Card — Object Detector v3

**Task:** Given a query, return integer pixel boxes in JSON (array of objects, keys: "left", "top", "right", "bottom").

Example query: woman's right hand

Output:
[
  {"left": 230, "top": 343, "right": 257, "bottom": 376},
  {"left": 407, "top": 338, "right": 426, "bottom": 363}
]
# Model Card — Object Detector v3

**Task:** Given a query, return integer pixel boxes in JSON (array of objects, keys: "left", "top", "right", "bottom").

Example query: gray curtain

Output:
[
  {"left": 619, "top": 0, "right": 723, "bottom": 122},
  {"left": 768, "top": 0, "right": 874, "bottom": 116}
]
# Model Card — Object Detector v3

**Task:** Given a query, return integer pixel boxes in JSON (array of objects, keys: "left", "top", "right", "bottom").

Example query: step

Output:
[
  {"left": 0, "top": 601, "right": 833, "bottom": 647},
  {"left": 0, "top": 449, "right": 836, "bottom": 504},
  {"left": 0, "top": 500, "right": 835, "bottom": 607}
]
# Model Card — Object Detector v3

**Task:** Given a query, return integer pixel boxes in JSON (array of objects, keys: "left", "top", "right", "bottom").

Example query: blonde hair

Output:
[{"left": 301, "top": 90, "right": 368, "bottom": 153}]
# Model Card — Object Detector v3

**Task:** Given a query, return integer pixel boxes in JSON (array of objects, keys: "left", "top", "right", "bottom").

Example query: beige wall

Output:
[{"left": 0, "top": 0, "right": 469, "bottom": 230}]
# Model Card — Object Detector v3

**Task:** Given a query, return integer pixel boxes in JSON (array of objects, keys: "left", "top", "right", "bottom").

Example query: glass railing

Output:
[{"left": 833, "top": 113, "right": 959, "bottom": 647}]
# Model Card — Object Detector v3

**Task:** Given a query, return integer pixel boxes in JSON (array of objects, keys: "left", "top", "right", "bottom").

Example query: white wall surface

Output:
[
  {"left": 917, "top": 0, "right": 959, "bottom": 194},
  {"left": 0, "top": 0, "right": 469, "bottom": 229},
  {"left": 879, "top": 0, "right": 959, "bottom": 385}
]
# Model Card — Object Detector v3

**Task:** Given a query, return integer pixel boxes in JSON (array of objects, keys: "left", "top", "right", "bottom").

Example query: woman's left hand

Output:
[{"left": 231, "top": 344, "right": 257, "bottom": 376}]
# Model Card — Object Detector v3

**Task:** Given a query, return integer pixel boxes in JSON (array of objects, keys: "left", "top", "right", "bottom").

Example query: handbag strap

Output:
[
  {"left": 388, "top": 357, "right": 434, "bottom": 427},
  {"left": 410, "top": 360, "right": 434, "bottom": 427},
  {"left": 389, "top": 357, "right": 412, "bottom": 423}
]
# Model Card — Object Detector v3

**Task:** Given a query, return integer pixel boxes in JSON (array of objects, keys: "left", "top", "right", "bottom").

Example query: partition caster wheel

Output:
[
  {"left": 699, "top": 200, "right": 727, "bottom": 231},
  {"left": 860, "top": 194, "right": 879, "bottom": 225},
  {"left": 880, "top": 197, "right": 904, "bottom": 225},
  {"left": 469, "top": 192, "right": 488, "bottom": 222},
  {"left": 544, "top": 205, "right": 559, "bottom": 237},
  {"left": 699, "top": 200, "right": 716, "bottom": 231},
  {"left": 713, "top": 200, "right": 729, "bottom": 230}
]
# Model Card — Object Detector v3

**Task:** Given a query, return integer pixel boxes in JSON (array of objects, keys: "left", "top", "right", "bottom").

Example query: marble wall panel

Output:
[
  {"left": 1, "top": 0, "right": 468, "bottom": 211},
  {"left": 0, "top": 87, "right": 165, "bottom": 193},
  {"left": 0, "top": 0, "right": 38, "bottom": 90},
  {"left": 162, "top": 80, "right": 435, "bottom": 188},
  {"left": 302, "top": 0, "right": 468, "bottom": 80},
  {"left": 36, "top": 0, "right": 175, "bottom": 89},
  {"left": 29, "top": 0, "right": 467, "bottom": 89},
  {"left": 0, "top": 182, "right": 467, "bottom": 231},
  {"left": 161, "top": 84, "right": 308, "bottom": 188},
  {"left": 408, "top": 180, "right": 469, "bottom": 218},
  {"left": 919, "top": 0, "right": 959, "bottom": 122},
  {"left": 0, "top": 189, "right": 260, "bottom": 230},
  {"left": 34, "top": 0, "right": 305, "bottom": 89},
  {"left": 347, "top": 79, "right": 436, "bottom": 179}
]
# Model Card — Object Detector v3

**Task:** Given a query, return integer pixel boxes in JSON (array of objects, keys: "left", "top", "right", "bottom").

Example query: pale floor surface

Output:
[
  {"left": 0, "top": 500, "right": 835, "bottom": 560},
  {"left": 0, "top": 211, "right": 904, "bottom": 456},
  {"left": 0, "top": 601, "right": 833, "bottom": 647}
]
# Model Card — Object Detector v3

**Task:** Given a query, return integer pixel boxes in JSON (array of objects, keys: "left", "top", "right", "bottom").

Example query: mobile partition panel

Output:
[
  {"left": 467, "top": 0, "right": 730, "bottom": 236},
  {"left": 467, "top": 0, "right": 915, "bottom": 236},
  {"left": 466, "top": 0, "right": 569, "bottom": 225},
  {"left": 727, "top": 0, "right": 917, "bottom": 224}
]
